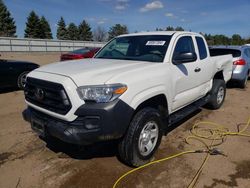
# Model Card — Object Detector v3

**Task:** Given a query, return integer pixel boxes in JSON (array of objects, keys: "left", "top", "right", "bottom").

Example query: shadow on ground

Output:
[
  {"left": 39, "top": 108, "right": 206, "bottom": 161},
  {"left": 0, "top": 87, "right": 20, "bottom": 94},
  {"left": 226, "top": 79, "right": 250, "bottom": 90},
  {"left": 42, "top": 136, "right": 119, "bottom": 160}
]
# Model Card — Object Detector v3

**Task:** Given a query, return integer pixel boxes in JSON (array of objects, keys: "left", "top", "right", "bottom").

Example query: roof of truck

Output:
[{"left": 118, "top": 31, "right": 201, "bottom": 37}]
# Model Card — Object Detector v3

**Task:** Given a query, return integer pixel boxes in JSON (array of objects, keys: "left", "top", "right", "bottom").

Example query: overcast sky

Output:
[{"left": 5, "top": 0, "right": 250, "bottom": 38}]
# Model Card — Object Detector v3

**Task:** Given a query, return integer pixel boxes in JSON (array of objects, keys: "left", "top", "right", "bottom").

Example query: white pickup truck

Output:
[{"left": 23, "top": 31, "right": 233, "bottom": 166}]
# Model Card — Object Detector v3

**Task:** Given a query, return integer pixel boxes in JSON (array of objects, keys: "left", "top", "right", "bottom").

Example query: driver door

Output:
[{"left": 171, "top": 35, "right": 203, "bottom": 111}]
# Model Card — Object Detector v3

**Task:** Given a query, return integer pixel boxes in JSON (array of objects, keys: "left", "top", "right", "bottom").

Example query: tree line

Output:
[
  {"left": 155, "top": 26, "right": 250, "bottom": 45},
  {"left": 24, "top": 11, "right": 52, "bottom": 39},
  {"left": 0, "top": 0, "right": 250, "bottom": 44},
  {"left": 203, "top": 33, "right": 250, "bottom": 46},
  {"left": 56, "top": 17, "right": 128, "bottom": 41}
]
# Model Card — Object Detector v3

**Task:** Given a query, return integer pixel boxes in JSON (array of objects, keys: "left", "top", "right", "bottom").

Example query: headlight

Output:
[{"left": 77, "top": 84, "right": 127, "bottom": 103}]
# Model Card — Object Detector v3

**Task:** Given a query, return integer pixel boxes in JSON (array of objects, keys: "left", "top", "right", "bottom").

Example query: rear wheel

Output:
[
  {"left": 118, "top": 107, "right": 163, "bottom": 167},
  {"left": 205, "top": 79, "right": 226, "bottom": 110},
  {"left": 17, "top": 71, "right": 29, "bottom": 89}
]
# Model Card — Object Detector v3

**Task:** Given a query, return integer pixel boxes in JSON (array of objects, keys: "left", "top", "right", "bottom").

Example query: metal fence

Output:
[{"left": 0, "top": 37, "right": 106, "bottom": 52}]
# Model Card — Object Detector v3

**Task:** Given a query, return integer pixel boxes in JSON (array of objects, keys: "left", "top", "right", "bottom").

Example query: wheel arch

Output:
[
  {"left": 131, "top": 93, "right": 170, "bottom": 130},
  {"left": 134, "top": 94, "right": 169, "bottom": 113},
  {"left": 213, "top": 70, "right": 224, "bottom": 81}
]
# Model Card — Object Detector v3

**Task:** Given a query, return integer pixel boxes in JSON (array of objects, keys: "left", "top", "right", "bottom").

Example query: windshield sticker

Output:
[{"left": 146, "top": 41, "right": 166, "bottom": 46}]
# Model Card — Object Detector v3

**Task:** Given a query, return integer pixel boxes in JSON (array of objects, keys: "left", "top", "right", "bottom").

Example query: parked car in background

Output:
[
  {"left": 0, "top": 59, "right": 39, "bottom": 89},
  {"left": 210, "top": 45, "right": 250, "bottom": 88},
  {"left": 60, "top": 47, "right": 101, "bottom": 61}
]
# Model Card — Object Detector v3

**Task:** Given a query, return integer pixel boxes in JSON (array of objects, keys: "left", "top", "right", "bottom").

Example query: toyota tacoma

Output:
[{"left": 23, "top": 31, "right": 233, "bottom": 166}]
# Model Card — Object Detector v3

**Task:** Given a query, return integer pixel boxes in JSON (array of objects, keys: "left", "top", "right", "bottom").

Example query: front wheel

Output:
[
  {"left": 118, "top": 107, "right": 163, "bottom": 167},
  {"left": 205, "top": 79, "right": 226, "bottom": 110}
]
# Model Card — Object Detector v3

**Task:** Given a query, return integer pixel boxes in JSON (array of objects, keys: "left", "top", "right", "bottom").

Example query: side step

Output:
[{"left": 168, "top": 94, "right": 210, "bottom": 127}]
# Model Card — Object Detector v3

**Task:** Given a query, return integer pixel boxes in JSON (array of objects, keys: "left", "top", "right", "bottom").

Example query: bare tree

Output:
[{"left": 93, "top": 26, "right": 107, "bottom": 42}]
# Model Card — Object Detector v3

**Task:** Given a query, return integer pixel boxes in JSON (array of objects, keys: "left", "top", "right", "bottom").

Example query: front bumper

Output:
[{"left": 23, "top": 99, "right": 134, "bottom": 145}]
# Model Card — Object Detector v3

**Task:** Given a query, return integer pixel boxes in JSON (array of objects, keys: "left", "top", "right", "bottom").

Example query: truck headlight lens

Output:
[{"left": 77, "top": 84, "right": 127, "bottom": 103}]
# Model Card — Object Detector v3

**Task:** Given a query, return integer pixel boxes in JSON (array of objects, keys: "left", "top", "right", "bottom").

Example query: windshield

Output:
[{"left": 95, "top": 35, "right": 172, "bottom": 62}]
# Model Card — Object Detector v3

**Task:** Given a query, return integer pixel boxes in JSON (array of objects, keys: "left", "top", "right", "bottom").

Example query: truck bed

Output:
[{"left": 210, "top": 54, "right": 233, "bottom": 83}]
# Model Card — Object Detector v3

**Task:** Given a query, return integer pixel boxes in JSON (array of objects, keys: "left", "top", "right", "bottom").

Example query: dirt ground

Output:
[{"left": 0, "top": 53, "right": 250, "bottom": 188}]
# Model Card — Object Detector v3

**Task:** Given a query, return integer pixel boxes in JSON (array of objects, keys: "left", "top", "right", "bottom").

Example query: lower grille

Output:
[{"left": 24, "top": 77, "right": 72, "bottom": 115}]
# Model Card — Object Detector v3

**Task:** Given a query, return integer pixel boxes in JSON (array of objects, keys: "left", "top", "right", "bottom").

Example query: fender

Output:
[{"left": 129, "top": 85, "right": 171, "bottom": 113}]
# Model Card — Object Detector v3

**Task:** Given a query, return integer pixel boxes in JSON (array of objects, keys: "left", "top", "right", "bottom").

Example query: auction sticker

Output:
[{"left": 146, "top": 41, "right": 166, "bottom": 46}]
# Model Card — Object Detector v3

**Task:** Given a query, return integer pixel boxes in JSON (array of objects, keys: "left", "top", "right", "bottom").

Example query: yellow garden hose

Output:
[
  {"left": 113, "top": 150, "right": 196, "bottom": 188},
  {"left": 113, "top": 116, "right": 250, "bottom": 188}
]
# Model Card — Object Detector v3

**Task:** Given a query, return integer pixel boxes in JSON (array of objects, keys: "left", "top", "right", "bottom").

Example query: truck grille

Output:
[{"left": 24, "top": 77, "right": 72, "bottom": 115}]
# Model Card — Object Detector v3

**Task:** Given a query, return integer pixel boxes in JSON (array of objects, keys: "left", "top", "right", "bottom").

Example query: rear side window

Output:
[
  {"left": 195, "top": 37, "right": 207, "bottom": 60},
  {"left": 244, "top": 48, "right": 250, "bottom": 58},
  {"left": 173, "top": 36, "right": 195, "bottom": 57},
  {"left": 209, "top": 48, "right": 241, "bottom": 57},
  {"left": 248, "top": 49, "right": 250, "bottom": 57}
]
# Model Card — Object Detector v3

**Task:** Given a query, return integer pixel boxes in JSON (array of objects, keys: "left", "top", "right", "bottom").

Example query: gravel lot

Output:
[{"left": 0, "top": 53, "right": 250, "bottom": 188}]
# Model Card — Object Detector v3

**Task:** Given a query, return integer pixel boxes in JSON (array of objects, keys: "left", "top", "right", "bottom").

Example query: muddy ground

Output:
[{"left": 0, "top": 53, "right": 250, "bottom": 188}]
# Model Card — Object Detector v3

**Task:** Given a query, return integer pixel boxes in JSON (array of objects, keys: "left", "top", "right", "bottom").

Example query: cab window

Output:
[
  {"left": 195, "top": 37, "right": 208, "bottom": 60},
  {"left": 173, "top": 36, "right": 195, "bottom": 58}
]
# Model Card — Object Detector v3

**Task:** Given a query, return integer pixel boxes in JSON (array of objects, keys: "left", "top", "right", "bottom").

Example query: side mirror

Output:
[{"left": 173, "top": 52, "right": 197, "bottom": 65}]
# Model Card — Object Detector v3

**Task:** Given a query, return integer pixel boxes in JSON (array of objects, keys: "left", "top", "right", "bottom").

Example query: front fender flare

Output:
[{"left": 129, "top": 85, "right": 171, "bottom": 113}]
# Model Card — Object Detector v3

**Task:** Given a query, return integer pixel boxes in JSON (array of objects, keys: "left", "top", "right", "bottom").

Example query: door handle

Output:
[{"left": 194, "top": 67, "right": 201, "bottom": 72}]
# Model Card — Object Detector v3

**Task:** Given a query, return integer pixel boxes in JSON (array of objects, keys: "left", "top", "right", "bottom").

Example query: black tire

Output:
[
  {"left": 17, "top": 71, "right": 29, "bottom": 89},
  {"left": 205, "top": 79, "right": 226, "bottom": 110},
  {"left": 118, "top": 107, "right": 163, "bottom": 167},
  {"left": 238, "top": 74, "right": 248, "bottom": 89}
]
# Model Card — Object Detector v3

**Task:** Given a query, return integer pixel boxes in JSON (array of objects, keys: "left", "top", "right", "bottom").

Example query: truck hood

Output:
[{"left": 35, "top": 58, "right": 155, "bottom": 86}]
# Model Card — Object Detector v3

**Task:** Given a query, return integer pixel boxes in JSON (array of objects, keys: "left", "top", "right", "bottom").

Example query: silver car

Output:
[{"left": 210, "top": 45, "right": 250, "bottom": 88}]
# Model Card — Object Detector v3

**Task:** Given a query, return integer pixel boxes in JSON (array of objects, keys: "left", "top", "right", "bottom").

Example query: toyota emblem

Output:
[{"left": 35, "top": 88, "right": 45, "bottom": 100}]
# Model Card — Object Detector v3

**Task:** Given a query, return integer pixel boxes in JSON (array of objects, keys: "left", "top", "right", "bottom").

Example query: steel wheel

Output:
[
  {"left": 216, "top": 86, "right": 225, "bottom": 105},
  {"left": 18, "top": 71, "right": 29, "bottom": 89},
  {"left": 20, "top": 73, "right": 27, "bottom": 87},
  {"left": 138, "top": 121, "right": 159, "bottom": 156}
]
